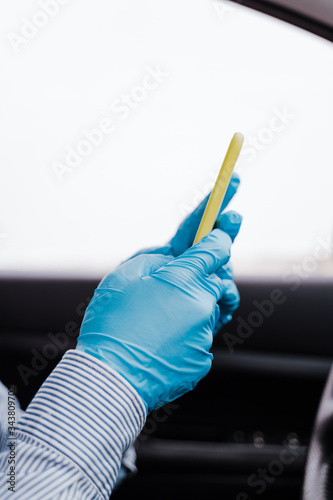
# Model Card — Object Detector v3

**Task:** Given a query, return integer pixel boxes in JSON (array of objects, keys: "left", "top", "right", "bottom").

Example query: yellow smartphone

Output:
[{"left": 193, "top": 132, "right": 244, "bottom": 245}]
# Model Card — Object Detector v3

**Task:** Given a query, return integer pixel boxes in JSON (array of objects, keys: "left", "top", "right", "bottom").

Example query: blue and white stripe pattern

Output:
[{"left": 0, "top": 350, "right": 147, "bottom": 499}]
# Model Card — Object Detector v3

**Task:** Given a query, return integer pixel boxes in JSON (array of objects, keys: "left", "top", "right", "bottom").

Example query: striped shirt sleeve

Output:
[
  {"left": 0, "top": 350, "right": 147, "bottom": 499},
  {"left": 0, "top": 381, "right": 25, "bottom": 453}
]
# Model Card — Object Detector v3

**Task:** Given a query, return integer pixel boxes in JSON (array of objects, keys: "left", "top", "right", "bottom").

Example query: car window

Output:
[{"left": 1, "top": 0, "right": 332, "bottom": 277}]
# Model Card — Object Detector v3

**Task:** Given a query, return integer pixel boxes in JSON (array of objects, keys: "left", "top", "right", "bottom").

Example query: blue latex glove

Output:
[
  {"left": 128, "top": 173, "right": 241, "bottom": 331},
  {"left": 76, "top": 213, "right": 242, "bottom": 413}
]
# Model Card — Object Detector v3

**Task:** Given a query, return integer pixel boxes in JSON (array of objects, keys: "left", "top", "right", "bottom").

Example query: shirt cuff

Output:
[{"left": 16, "top": 349, "right": 147, "bottom": 499}]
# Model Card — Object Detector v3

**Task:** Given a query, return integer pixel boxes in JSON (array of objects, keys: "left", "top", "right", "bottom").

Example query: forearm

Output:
[{"left": 0, "top": 350, "right": 146, "bottom": 500}]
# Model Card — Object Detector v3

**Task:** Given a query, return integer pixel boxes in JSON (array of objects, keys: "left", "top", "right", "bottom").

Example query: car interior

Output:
[{"left": 1, "top": 0, "right": 333, "bottom": 499}]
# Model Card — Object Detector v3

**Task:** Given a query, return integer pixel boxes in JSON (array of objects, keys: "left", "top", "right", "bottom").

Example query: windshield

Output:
[{"left": 1, "top": 0, "right": 333, "bottom": 277}]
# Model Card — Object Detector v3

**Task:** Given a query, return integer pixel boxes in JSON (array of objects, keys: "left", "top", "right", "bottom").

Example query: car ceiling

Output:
[{"left": 229, "top": 0, "right": 333, "bottom": 41}]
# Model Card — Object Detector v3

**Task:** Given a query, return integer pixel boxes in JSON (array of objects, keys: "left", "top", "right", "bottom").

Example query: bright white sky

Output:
[{"left": 0, "top": 0, "right": 333, "bottom": 277}]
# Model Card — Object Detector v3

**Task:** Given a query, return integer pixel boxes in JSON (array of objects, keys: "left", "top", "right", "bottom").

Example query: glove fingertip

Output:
[
  {"left": 230, "top": 172, "right": 240, "bottom": 186},
  {"left": 216, "top": 211, "right": 242, "bottom": 242}
]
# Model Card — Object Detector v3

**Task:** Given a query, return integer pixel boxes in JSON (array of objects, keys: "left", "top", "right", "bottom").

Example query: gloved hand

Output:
[
  {"left": 128, "top": 173, "right": 241, "bottom": 331},
  {"left": 76, "top": 212, "right": 242, "bottom": 413}
]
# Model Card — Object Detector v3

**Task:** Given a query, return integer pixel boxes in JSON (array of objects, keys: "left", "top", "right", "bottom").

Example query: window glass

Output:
[{"left": 1, "top": 0, "right": 332, "bottom": 276}]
